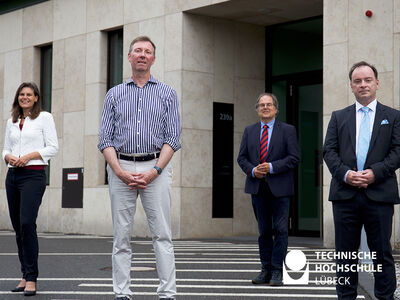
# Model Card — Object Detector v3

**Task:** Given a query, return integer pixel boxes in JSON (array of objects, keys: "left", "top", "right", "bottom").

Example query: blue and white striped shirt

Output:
[{"left": 98, "top": 76, "right": 181, "bottom": 154}]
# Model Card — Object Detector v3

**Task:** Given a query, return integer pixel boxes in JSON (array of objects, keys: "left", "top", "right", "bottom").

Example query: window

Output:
[
  {"left": 105, "top": 29, "right": 123, "bottom": 184},
  {"left": 40, "top": 45, "right": 52, "bottom": 112},
  {"left": 107, "top": 29, "right": 123, "bottom": 90},
  {"left": 40, "top": 44, "right": 52, "bottom": 184}
]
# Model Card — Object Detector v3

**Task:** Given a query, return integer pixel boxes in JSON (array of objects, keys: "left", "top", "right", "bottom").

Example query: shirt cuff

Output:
[
  {"left": 269, "top": 163, "right": 274, "bottom": 174},
  {"left": 252, "top": 167, "right": 256, "bottom": 178},
  {"left": 344, "top": 170, "right": 350, "bottom": 183},
  {"left": 164, "top": 139, "right": 181, "bottom": 152},
  {"left": 98, "top": 141, "right": 114, "bottom": 153}
]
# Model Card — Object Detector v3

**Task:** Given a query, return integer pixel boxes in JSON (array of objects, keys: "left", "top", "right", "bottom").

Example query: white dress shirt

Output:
[
  {"left": 2, "top": 111, "right": 59, "bottom": 167},
  {"left": 343, "top": 99, "right": 377, "bottom": 182},
  {"left": 355, "top": 99, "right": 376, "bottom": 154}
]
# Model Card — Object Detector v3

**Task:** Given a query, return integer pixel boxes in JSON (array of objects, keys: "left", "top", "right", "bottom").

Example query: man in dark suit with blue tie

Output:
[
  {"left": 237, "top": 93, "right": 300, "bottom": 286},
  {"left": 324, "top": 61, "right": 400, "bottom": 300}
]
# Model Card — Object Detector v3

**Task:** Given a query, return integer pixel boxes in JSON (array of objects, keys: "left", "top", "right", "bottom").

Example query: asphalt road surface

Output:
[{"left": 0, "top": 231, "right": 375, "bottom": 300}]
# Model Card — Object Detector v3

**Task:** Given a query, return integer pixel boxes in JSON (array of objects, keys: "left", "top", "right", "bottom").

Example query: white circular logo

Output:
[{"left": 285, "top": 250, "right": 307, "bottom": 271}]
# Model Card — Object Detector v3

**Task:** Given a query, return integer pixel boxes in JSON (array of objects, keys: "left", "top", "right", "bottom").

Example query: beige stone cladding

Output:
[
  {"left": 2, "top": 0, "right": 400, "bottom": 248},
  {"left": 323, "top": 0, "right": 398, "bottom": 248},
  {"left": 0, "top": 0, "right": 261, "bottom": 240},
  {"left": 180, "top": 14, "right": 264, "bottom": 237}
]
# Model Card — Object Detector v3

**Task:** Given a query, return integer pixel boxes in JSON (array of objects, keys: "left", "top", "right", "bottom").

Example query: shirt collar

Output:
[
  {"left": 125, "top": 75, "right": 158, "bottom": 86},
  {"left": 356, "top": 99, "right": 377, "bottom": 112},
  {"left": 260, "top": 118, "right": 275, "bottom": 129}
]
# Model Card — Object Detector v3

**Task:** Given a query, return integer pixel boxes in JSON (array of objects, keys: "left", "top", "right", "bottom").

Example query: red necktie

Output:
[{"left": 260, "top": 125, "right": 269, "bottom": 163}]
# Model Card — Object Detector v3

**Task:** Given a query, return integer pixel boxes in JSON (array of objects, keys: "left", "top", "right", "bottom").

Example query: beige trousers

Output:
[{"left": 107, "top": 158, "right": 176, "bottom": 299}]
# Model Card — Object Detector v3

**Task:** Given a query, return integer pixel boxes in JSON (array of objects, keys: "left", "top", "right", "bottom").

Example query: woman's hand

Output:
[
  {"left": 5, "top": 152, "right": 41, "bottom": 167},
  {"left": 5, "top": 154, "right": 19, "bottom": 166},
  {"left": 14, "top": 154, "right": 33, "bottom": 167}
]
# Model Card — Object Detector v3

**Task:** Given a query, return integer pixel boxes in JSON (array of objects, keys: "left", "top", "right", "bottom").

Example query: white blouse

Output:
[{"left": 2, "top": 111, "right": 59, "bottom": 167}]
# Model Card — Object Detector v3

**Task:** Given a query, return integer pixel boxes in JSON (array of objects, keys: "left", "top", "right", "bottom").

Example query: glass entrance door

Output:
[
  {"left": 267, "top": 16, "right": 323, "bottom": 236},
  {"left": 296, "top": 82, "right": 322, "bottom": 233},
  {"left": 272, "top": 74, "right": 322, "bottom": 236}
]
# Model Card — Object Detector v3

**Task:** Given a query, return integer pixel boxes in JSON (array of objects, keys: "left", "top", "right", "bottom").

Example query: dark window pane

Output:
[
  {"left": 40, "top": 44, "right": 52, "bottom": 185},
  {"left": 40, "top": 45, "right": 52, "bottom": 112},
  {"left": 105, "top": 29, "right": 123, "bottom": 184},
  {"left": 107, "top": 29, "right": 123, "bottom": 90}
]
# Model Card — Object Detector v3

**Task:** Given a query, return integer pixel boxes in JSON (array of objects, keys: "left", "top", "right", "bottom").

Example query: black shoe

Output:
[
  {"left": 159, "top": 298, "right": 174, "bottom": 300},
  {"left": 252, "top": 271, "right": 271, "bottom": 284},
  {"left": 115, "top": 297, "right": 130, "bottom": 300},
  {"left": 24, "top": 289, "right": 36, "bottom": 296},
  {"left": 11, "top": 286, "right": 25, "bottom": 292},
  {"left": 269, "top": 270, "right": 283, "bottom": 286}
]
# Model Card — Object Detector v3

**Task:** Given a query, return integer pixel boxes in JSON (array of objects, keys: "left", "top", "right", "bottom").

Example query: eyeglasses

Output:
[{"left": 258, "top": 103, "right": 274, "bottom": 108}]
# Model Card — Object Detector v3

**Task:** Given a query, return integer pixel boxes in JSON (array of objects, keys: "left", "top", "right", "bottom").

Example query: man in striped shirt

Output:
[{"left": 98, "top": 36, "right": 181, "bottom": 300}]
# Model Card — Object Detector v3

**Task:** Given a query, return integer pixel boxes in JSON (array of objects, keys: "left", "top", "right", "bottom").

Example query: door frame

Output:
[
  {"left": 285, "top": 71, "right": 322, "bottom": 237},
  {"left": 268, "top": 69, "right": 323, "bottom": 237}
]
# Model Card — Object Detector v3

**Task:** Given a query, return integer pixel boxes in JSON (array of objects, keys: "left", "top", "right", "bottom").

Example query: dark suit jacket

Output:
[
  {"left": 237, "top": 120, "right": 300, "bottom": 197},
  {"left": 323, "top": 102, "right": 400, "bottom": 203}
]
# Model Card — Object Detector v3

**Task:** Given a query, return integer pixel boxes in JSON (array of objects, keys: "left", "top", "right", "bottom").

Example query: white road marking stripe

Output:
[
  {"left": 172, "top": 269, "right": 335, "bottom": 274},
  {"left": 129, "top": 261, "right": 337, "bottom": 266},
  {"left": 135, "top": 261, "right": 260, "bottom": 264},
  {"left": 0, "top": 253, "right": 386, "bottom": 265},
  {"left": 134, "top": 241, "right": 249, "bottom": 245},
  {"left": 174, "top": 249, "right": 259, "bottom": 251},
  {"left": 0, "top": 253, "right": 111, "bottom": 256},
  {"left": 0, "top": 254, "right": 335, "bottom": 264},
  {"left": 0, "top": 252, "right": 253, "bottom": 256},
  {"left": 0, "top": 277, "right": 336, "bottom": 284},
  {"left": 196, "top": 253, "right": 260, "bottom": 256},
  {"left": 39, "top": 235, "right": 110, "bottom": 239},
  {"left": 130, "top": 257, "right": 335, "bottom": 263},
  {"left": 135, "top": 257, "right": 259, "bottom": 261},
  {"left": 78, "top": 283, "right": 336, "bottom": 290},
  {"left": 174, "top": 246, "right": 258, "bottom": 251},
  {"left": 0, "top": 277, "right": 330, "bottom": 283},
  {"left": 0, "top": 253, "right": 347, "bottom": 264},
  {"left": 0, "top": 291, "right": 365, "bottom": 298}
]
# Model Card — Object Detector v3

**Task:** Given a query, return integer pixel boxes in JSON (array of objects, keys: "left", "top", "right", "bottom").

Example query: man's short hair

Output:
[
  {"left": 349, "top": 61, "right": 378, "bottom": 80},
  {"left": 128, "top": 36, "right": 156, "bottom": 56},
  {"left": 255, "top": 92, "right": 279, "bottom": 112}
]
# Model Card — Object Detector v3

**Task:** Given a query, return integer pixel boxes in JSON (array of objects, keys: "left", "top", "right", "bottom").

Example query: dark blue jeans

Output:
[
  {"left": 6, "top": 168, "right": 46, "bottom": 282},
  {"left": 251, "top": 180, "right": 290, "bottom": 272}
]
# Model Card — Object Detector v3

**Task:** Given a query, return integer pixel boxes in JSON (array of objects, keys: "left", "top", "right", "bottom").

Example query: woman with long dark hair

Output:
[{"left": 2, "top": 82, "right": 58, "bottom": 296}]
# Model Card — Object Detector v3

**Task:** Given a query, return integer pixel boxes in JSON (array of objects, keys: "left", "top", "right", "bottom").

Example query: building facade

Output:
[{"left": 0, "top": 0, "right": 399, "bottom": 249}]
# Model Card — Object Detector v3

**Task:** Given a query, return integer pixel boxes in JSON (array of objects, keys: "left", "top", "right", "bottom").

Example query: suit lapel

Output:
[
  {"left": 265, "top": 120, "right": 279, "bottom": 160},
  {"left": 347, "top": 104, "right": 357, "bottom": 155},
  {"left": 368, "top": 102, "right": 384, "bottom": 156},
  {"left": 254, "top": 122, "right": 262, "bottom": 162}
]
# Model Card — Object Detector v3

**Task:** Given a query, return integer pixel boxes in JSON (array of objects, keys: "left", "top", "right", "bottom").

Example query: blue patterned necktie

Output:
[{"left": 357, "top": 107, "right": 371, "bottom": 171}]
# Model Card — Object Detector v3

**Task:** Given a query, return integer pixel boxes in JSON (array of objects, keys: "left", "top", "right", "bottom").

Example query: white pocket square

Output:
[{"left": 381, "top": 119, "right": 389, "bottom": 125}]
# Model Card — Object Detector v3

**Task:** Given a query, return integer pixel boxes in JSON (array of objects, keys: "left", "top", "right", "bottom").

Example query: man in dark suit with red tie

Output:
[
  {"left": 237, "top": 93, "right": 300, "bottom": 286},
  {"left": 324, "top": 61, "right": 400, "bottom": 300}
]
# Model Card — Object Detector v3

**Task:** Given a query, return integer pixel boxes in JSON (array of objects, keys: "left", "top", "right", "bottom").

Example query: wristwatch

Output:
[{"left": 153, "top": 166, "right": 162, "bottom": 175}]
